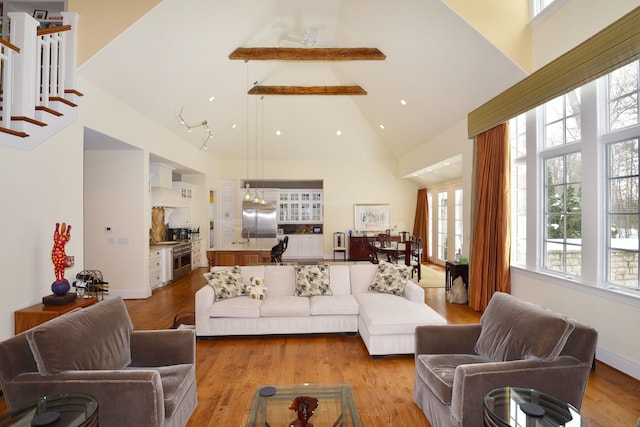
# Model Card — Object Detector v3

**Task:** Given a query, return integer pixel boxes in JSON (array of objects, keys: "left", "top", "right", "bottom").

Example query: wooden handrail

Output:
[
  {"left": 36, "top": 24, "right": 71, "bottom": 37},
  {"left": 0, "top": 38, "right": 20, "bottom": 53}
]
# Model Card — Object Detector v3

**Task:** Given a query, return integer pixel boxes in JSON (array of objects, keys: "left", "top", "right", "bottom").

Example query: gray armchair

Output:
[
  {"left": 413, "top": 292, "right": 597, "bottom": 427},
  {"left": 0, "top": 297, "right": 197, "bottom": 427}
]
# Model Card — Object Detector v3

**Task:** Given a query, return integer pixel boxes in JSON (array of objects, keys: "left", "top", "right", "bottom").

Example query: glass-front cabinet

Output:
[{"left": 279, "top": 190, "right": 322, "bottom": 223}]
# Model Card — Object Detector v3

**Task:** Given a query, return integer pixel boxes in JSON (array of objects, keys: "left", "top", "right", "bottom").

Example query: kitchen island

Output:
[{"left": 207, "top": 238, "right": 279, "bottom": 267}]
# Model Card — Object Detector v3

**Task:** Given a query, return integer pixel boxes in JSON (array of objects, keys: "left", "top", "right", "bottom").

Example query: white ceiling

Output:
[{"left": 79, "top": 0, "right": 526, "bottom": 186}]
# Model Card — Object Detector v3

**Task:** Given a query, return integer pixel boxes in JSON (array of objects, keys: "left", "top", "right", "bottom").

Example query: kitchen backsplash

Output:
[{"left": 150, "top": 207, "right": 167, "bottom": 243}]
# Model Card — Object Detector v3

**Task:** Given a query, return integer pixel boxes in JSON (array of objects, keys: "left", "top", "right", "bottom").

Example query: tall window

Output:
[
  {"left": 511, "top": 59, "right": 640, "bottom": 295},
  {"left": 437, "top": 191, "right": 448, "bottom": 261},
  {"left": 605, "top": 61, "right": 640, "bottom": 290},
  {"left": 543, "top": 153, "right": 582, "bottom": 276},
  {"left": 454, "top": 189, "right": 464, "bottom": 255},
  {"left": 532, "top": 0, "right": 558, "bottom": 17},
  {"left": 607, "top": 139, "right": 639, "bottom": 288}
]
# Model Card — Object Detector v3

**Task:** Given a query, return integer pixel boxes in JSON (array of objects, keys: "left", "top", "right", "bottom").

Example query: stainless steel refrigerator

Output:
[{"left": 241, "top": 201, "right": 277, "bottom": 238}]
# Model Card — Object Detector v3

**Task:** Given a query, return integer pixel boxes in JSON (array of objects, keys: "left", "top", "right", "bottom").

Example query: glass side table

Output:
[
  {"left": 484, "top": 387, "right": 586, "bottom": 427},
  {"left": 0, "top": 393, "right": 98, "bottom": 427},
  {"left": 247, "top": 383, "right": 361, "bottom": 427}
]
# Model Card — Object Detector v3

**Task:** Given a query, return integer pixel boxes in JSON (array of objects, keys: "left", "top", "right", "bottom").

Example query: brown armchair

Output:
[
  {"left": 0, "top": 297, "right": 197, "bottom": 427},
  {"left": 413, "top": 292, "right": 597, "bottom": 427}
]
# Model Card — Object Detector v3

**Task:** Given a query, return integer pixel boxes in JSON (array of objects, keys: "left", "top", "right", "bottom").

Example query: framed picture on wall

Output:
[
  {"left": 354, "top": 204, "right": 390, "bottom": 232},
  {"left": 33, "top": 9, "right": 48, "bottom": 20}
]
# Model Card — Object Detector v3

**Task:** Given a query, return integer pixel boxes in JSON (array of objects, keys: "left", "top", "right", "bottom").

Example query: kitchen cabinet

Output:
[
  {"left": 191, "top": 239, "right": 202, "bottom": 270},
  {"left": 210, "top": 250, "right": 271, "bottom": 266},
  {"left": 168, "top": 182, "right": 193, "bottom": 228},
  {"left": 278, "top": 190, "right": 323, "bottom": 224},
  {"left": 149, "top": 247, "right": 171, "bottom": 288},
  {"left": 220, "top": 180, "right": 236, "bottom": 220},
  {"left": 283, "top": 234, "right": 323, "bottom": 259}
]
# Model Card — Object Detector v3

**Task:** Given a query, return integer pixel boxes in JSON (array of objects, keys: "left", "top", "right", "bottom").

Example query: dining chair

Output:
[{"left": 410, "top": 237, "right": 423, "bottom": 281}]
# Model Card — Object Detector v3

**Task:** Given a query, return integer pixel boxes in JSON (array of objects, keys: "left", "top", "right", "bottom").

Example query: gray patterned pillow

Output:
[
  {"left": 294, "top": 264, "right": 332, "bottom": 296},
  {"left": 369, "top": 262, "right": 411, "bottom": 296},
  {"left": 203, "top": 266, "right": 247, "bottom": 299}
]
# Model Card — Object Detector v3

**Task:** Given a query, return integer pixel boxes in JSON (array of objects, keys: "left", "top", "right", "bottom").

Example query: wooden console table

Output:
[{"left": 14, "top": 297, "right": 98, "bottom": 334}]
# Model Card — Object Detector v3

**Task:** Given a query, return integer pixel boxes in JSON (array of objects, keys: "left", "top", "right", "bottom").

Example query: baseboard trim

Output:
[{"left": 596, "top": 346, "right": 640, "bottom": 381}]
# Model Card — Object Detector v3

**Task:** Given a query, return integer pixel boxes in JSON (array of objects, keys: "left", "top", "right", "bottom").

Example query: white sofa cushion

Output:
[
  {"left": 356, "top": 292, "right": 446, "bottom": 335},
  {"left": 349, "top": 264, "right": 379, "bottom": 294},
  {"left": 328, "top": 265, "right": 351, "bottom": 295},
  {"left": 264, "top": 265, "right": 296, "bottom": 296},
  {"left": 261, "top": 296, "right": 310, "bottom": 316},
  {"left": 310, "top": 295, "right": 359, "bottom": 315},
  {"left": 209, "top": 296, "right": 262, "bottom": 318}
]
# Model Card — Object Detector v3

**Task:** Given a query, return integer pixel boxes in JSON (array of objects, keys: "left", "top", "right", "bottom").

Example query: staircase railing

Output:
[
  {"left": 0, "top": 39, "right": 20, "bottom": 131},
  {"left": 0, "top": 11, "right": 78, "bottom": 146}
]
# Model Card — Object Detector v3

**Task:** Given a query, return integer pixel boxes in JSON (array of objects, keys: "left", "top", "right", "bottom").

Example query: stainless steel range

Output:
[{"left": 171, "top": 241, "right": 192, "bottom": 281}]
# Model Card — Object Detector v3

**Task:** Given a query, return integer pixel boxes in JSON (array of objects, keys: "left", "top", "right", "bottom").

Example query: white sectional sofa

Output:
[{"left": 195, "top": 263, "right": 446, "bottom": 356}]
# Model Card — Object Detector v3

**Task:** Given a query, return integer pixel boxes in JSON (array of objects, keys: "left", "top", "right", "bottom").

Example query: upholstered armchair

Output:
[
  {"left": 0, "top": 297, "right": 197, "bottom": 427},
  {"left": 413, "top": 292, "right": 597, "bottom": 427}
]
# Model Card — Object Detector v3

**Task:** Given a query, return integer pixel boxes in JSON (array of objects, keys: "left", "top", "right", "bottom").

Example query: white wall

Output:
[
  {"left": 84, "top": 149, "right": 147, "bottom": 297},
  {"left": 0, "top": 123, "right": 85, "bottom": 340},
  {"left": 512, "top": 269, "right": 640, "bottom": 379},
  {"left": 531, "top": 0, "right": 639, "bottom": 70},
  {"left": 398, "top": 120, "right": 474, "bottom": 258}
]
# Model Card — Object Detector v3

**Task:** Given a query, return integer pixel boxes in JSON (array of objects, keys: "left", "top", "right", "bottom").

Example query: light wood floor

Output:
[{"left": 2, "top": 265, "right": 639, "bottom": 426}]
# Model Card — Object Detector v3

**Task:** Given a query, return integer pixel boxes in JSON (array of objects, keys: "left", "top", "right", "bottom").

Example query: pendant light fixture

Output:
[{"left": 177, "top": 107, "right": 213, "bottom": 150}]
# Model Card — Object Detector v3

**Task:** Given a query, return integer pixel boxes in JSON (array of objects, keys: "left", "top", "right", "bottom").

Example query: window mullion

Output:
[{"left": 580, "top": 80, "right": 600, "bottom": 283}]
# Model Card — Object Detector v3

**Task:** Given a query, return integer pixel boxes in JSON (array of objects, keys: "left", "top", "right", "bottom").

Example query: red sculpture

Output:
[
  {"left": 288, "top": 396, "right": 318, "bottom": 427},
  {"left": 52, "top": 222, "right": 71, "bottom": 282}
]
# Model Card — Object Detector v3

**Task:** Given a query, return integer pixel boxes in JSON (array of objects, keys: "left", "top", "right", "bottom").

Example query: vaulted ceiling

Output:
[{"left": 79, "top": 0, "right": 526, "bottom": 185}]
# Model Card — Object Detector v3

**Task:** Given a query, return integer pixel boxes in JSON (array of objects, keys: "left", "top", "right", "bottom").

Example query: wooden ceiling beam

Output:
[
  {"left": 248, "top": 85, "right": 367, "bottom": 96},
  {"left": 229, "top": 47, "right": 386, "bottom": 61}
]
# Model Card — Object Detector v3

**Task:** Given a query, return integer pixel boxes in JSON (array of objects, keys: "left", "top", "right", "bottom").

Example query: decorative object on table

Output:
[
  {"left": 446, "top": 276, "right": 468, "bottom": 304},
  {"left": 354, "top": 204, "right": 390, "bottom": 232},
  {"left": 288, "top": 396, "right": 318, "bottom": 427},
  {"left": 50, "top": 222, "right": 72, "bottom": 296},
  {"left": 72, "top": 270, "right": 109, "bottom": 300},
  {"left": 248, "top": 276, "right": 267, "bottom": 299}
]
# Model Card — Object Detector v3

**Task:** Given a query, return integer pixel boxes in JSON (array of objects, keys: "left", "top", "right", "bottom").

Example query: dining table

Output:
[{"left": 374, "top": 241, "right": 412, "bottom": 265}]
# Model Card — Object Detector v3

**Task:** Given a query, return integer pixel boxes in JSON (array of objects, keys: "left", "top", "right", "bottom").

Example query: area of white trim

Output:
[
  {"left": 511, "top": 265, "right": 640, "bottom": 308},
  {"left": 530, "top": 0, "right": 569, "bottom": 29}
]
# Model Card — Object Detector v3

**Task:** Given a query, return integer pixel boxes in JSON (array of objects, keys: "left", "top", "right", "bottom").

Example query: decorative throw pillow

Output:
[
  {"left": 294, "top": 264, "right": 332, "bottom": 296},
  {"left": 203, "top": 266, "right": 247, "bottom": 299},
  {"left": 369, "top": 262, "right": 411, "bottom": 296}
]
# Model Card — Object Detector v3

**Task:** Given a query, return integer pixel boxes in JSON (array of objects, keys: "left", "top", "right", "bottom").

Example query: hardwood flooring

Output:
[{"left": 2, "top": 264, "right": 639, "bottom": 426}]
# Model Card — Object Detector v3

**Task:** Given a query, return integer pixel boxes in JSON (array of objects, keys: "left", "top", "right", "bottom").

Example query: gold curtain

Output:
[
  {"left": 469, "top": 123, "right": 511, "bottom": 311},
  {"left": 468, "top": 6, "right": 640, "bottom": 138},
  {"left": 413, "top": 188, "right": 429, "bottom": 261}
]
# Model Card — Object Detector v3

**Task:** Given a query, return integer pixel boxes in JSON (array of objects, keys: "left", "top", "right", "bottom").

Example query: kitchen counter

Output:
[
  {"left": 207, "top": 238, "right": 279, "bottom": 267},
  {"left": 217, "top": 238, "right": 279, "bottom": 251}
]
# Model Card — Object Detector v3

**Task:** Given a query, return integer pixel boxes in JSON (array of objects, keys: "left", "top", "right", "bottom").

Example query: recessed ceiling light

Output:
[
  {"left": 336, "top": 130, "right": 342, "bottom": 136},
  {"left": 231, "top": 124, "right": 237, "bottom": 129},
  {"left": 275, "top": 130, "right": 281, "bottom": 136},
  {"left": 379, "top": 124, "right": 385, "bottom": 129},
  {"left": 400, "top": 99, "right": 407, "bottom": 106},
  {"left": 208, "top": 96, "right": 215, "bottom": 102}
]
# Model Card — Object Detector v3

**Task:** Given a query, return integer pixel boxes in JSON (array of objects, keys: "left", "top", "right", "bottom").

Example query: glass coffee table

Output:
[
  {"left": 0, "top": 393, "right": 98, "bottom": 427},
  {"left": 247, "top": 383, "right": 361, "bottom": 427},
  {"left": 484, "top": 387, "right": 586, "bottom": 427}
]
